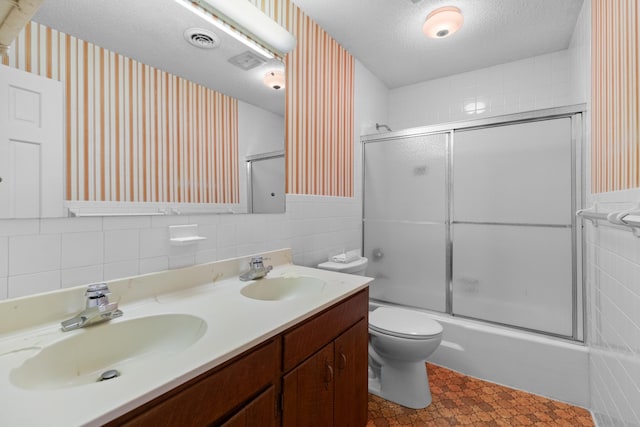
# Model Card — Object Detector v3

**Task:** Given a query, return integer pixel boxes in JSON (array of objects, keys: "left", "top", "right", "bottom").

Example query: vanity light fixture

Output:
[
  {"left": 173, "top": 0, "right": 275, "bottom": 59},
  {"left": 422, "top": 6, "right": 464, "bottom": 39},
  {"left": 263, "top": 70, "right": 285, "bottom": 90}
]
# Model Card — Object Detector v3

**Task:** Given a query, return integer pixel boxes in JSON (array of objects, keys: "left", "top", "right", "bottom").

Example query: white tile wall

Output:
[
  {"left": 0, "top": 194, "right": 363, "bottom": 300},
  {"left": 388, "top": 49, "right": 578, "bottom": 131},
  {"left": 587, "top": 191, "right": 640, "bottom": 427},
  {"left": 0, "top": 237, "right": 7, "bottom": 278},
  {"left": 139, "top": 256, "right": 169, "bottom": 275},
  {"left": 0, "top": 277, "right": 7, "bottom": 300},
  {"left": 8, "top": 271, "right": 61, "bottom": 298},
  {"left": 9, "top": 234, "right": 61, "bottom": 275},
  {"left": 61, "top": 265, "right": 103, "bottom": 289},
  {"left": 103, "top": 261, "right": 138, "bottom": 282},
  {"left": 61, "top": 232, "right": 104, "bottom": 269},
  {"left": 104, "top": 230, "right": 140, "bottom": 264}
]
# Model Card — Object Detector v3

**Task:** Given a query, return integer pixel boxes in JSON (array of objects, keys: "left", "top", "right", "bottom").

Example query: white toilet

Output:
[{"left": 317, "top": 256, "right": 443, "bottom": 409}]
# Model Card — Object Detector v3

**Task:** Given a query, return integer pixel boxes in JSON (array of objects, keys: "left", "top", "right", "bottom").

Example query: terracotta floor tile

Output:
[{"left": 367, "top": 364, "right": 594, "bottom": 427}]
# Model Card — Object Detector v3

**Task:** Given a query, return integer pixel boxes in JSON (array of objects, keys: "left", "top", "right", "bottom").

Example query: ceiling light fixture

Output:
[
  {"left": 263, "top": 70, "right": 285, "bottom": 90},
  {"left": 423, "top": 6, "right": 464, "bottom": 39}
]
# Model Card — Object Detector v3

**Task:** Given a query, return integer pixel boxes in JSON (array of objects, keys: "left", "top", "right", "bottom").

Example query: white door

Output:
[{"left": 0, "top": 64, "right": 64, "bottom": 218}]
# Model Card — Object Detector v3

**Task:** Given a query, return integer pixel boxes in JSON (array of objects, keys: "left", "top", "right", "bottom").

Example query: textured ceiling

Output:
[
  {"left": 32, "top": 0, "right": 584, "bottom": 99},
  {"left": 292, "top": 0, "right": 584, "bottom": 89},
  {"left": 33, "top": 0, "right": 286, "bottom": 114}
]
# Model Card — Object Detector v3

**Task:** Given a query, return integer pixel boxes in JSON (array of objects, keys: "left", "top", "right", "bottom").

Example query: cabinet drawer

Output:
[
  {"left": 283, "top": 288, "right": 368, "bottom": 372},
  {"left": 113, "top": 338, "right": 281, "bottom": 427}
]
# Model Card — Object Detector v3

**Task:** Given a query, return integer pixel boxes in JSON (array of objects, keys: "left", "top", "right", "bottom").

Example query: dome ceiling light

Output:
[
  {"left": 422, "top": 6, "right": 464, "bottom": 39},
  {"left": 264, "top": 70, "right": 285, "bottom": 90}
]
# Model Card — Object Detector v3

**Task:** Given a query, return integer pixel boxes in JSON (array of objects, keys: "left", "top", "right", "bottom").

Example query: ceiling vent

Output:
[
  {"left": 184, "top": 28, "right": 220, "bottom": 49},
  {"left": 228, "top": 51, "right": 267, "bottom": 71}
]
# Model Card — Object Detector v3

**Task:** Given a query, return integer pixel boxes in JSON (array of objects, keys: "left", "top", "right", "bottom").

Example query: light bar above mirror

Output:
[{"left": 192, "top": 0, "right": 296, "bottom": 57}]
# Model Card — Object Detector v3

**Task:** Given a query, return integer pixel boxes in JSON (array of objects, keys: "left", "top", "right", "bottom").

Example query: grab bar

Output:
[{"left": 577, "top": 206, "right": 640, "bottom": 236}]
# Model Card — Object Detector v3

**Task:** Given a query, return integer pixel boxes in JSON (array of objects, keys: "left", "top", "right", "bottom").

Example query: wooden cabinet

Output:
[
  {"left": 282, "top": 290, "right": 369, "bottom": 427},
  {"left": 221, "top": 386, "right": 278, "bottom": 427},
  {"left": 282, "top": 342, "right": 335, "bottom": 427},
  {"left": 334, "top": 319, "right": 368, "bottom": 426},
  {"left": 106, "top": 338, "right": 281, "bottom": 427},
  {"left": 105, "top": 288, "right": 368, "bottom": 427}
]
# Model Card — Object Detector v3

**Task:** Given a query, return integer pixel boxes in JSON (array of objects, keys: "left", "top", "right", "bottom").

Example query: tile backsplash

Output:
[{"left": 0, "top": 194, "right": 362, "bottom": 300}]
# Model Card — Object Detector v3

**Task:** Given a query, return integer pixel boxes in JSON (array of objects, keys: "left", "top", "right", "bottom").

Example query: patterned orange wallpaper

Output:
[
  {"left": 249, "top": 0, "right": 355, "bottom": 197},
  {"left": 592, "top": 0, "right": 640, "bottom": 193},
  {"left": 3, "top": 22, "right": 239, "bottom": 204}
]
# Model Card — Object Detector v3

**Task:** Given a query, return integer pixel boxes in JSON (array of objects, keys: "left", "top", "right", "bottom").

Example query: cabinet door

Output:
[
  {"left": 283, "top": 342, "right": 334, "bottom": 427},
  {"left": 113, "top": 339, "right": 280, "bottom": 427},
  {"left": 334, "top": 319, "right": 368, "bottom": 427},
  {"left": 220, "top": 386, "right": 278, "bottom": 427}
]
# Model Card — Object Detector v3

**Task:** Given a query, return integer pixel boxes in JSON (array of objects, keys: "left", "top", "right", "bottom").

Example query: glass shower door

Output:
[
  {"left": 452, "top": 118, "right": 575, "bottom": 336},
  {"left": 363, "top": 133, "right": 449, "bottom": 312}
]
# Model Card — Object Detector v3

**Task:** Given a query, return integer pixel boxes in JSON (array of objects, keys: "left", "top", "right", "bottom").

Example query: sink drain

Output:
[{"left": 98, "top": 369, "right": 121, "bottom": 382}]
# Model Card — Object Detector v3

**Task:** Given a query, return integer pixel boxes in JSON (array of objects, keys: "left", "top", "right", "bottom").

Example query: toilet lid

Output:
[{"left": 369, "top": 307, "right": 443, "bottom": 339}]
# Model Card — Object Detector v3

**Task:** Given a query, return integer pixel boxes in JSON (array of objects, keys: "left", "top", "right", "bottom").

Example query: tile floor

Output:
[{"left": 367, "top": 364, "right": 594, "bottom": 426}]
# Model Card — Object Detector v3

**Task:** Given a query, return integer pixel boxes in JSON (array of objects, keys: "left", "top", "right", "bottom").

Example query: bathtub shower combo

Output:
[{"left": 361, "top": 106, "right": 590, "bottom": 407}]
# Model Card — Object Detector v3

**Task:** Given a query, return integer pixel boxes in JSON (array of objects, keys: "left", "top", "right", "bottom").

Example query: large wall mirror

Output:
[{"left": 1, "top": 0, "right": 287, "bottom": 218}]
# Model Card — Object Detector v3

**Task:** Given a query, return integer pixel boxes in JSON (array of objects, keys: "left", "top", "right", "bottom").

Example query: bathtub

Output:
[{"left": 369, "top": 302, "right": 590, "bottom": 408}]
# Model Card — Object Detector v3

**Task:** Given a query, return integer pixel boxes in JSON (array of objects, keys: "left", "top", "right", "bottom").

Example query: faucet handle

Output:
[
  {"left": 86, "top": 283, "right": 111, "bottom": 298},
  {"left": 249, "top": 256, "right": 268, "bottom": 268}
]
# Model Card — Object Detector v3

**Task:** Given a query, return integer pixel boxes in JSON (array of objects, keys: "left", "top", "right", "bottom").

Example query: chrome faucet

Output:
[
  {"left": 239, "top": 256, "right": 273, "bottom": 281},
  {"left": 60, "top": 283, "right": 123, "bottom": 332}
]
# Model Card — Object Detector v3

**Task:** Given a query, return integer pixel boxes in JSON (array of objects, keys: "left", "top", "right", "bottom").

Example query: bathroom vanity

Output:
[
  {"left": 106, "top": 289, "right": 368, "bottom": 426},
  {"left": 0, "top": 249, "right": 371, "bottom": 426}
]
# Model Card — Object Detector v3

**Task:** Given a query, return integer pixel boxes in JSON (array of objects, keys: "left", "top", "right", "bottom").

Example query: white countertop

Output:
[{"left": 0, "top": 249, "right": 371, "bottom": 426}]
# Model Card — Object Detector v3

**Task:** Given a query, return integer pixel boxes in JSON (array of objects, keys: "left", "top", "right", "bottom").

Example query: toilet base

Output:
[{"left": 368, "top": 360, "right": 432, "bottom": 409}]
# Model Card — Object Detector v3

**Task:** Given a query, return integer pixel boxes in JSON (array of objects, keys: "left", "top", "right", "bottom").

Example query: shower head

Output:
[{"left": 376, "top": 123, "right": 392, "bottom": 132}]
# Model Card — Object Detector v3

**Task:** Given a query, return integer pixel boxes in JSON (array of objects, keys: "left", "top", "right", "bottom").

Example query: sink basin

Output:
[
  {"left": 240, "top": 276, "right": 326, "bottom": 301},
  {"left": 10, "top": 313, "right": 207, "bottom": 390}
]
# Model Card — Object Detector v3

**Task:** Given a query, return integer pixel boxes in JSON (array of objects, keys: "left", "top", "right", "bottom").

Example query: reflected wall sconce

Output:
[
  {"left": 422, "top": 6, "right": 464, "bottom": 39},
  {"left": 263, "top": 70, "right": 285, "bottom": 90}
]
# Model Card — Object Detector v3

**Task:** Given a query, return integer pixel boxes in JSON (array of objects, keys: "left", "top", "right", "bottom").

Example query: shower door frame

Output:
[{"left": 361, "top": 104, "right": 586, "bottom": 342}]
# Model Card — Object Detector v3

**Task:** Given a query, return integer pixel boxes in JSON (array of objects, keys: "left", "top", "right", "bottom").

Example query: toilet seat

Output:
[{"left": 369, "top": 307, "right": 443, "bottom": 339}]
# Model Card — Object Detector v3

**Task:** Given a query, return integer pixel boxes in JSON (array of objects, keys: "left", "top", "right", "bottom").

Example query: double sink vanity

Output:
[{"left": 0, "top": 249, "right": 372, "bottom": 426}]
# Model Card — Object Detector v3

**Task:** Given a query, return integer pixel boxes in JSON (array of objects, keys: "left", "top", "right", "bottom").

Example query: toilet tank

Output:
[{"left": 317, "top": 257, "right": 368, "bottom": 275}]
